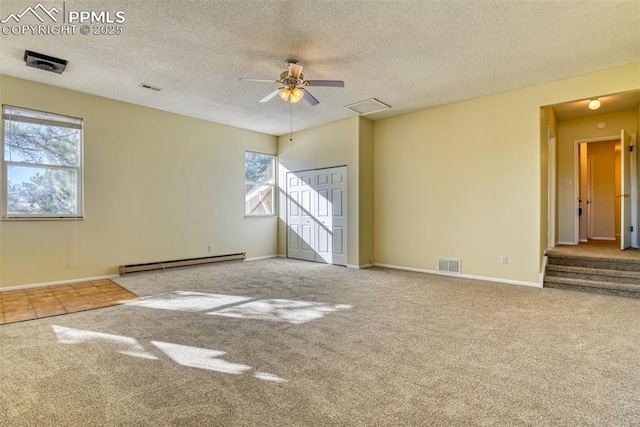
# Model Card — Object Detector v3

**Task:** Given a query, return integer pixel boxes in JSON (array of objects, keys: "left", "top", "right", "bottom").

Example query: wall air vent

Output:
[
  {"left": 139, "top": 83, "right": 162, "bottom": 92},
  {"left": 437, "top": 258, "right": 461, "bottom": 274},
  {"left": 344, "top": 98, "right": 391, "bottom": 115},
  {"left": 24, "top": 50, "right": 68, "bottom": 74}
]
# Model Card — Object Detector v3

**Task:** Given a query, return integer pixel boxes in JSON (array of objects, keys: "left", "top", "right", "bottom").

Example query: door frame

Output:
[
  {"left": 547, "top": 126, "right": 557, "bottom": 250},
  {"left": 586, "top": 154, "right": 594, "bottom": 240},
  {"left": 573, "top": 134, "right": 638, "bottom": 247},
  {"left": 631, "top": 134, "right": 638, "bottom": 248}
]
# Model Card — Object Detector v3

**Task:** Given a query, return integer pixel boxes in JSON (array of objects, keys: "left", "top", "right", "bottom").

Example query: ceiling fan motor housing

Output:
[{"left": 280, "top": 71, "right": 304, "bottom": 87}]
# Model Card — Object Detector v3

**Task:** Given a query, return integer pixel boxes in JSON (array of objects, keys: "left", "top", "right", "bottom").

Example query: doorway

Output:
[
  {"left": 574, "top": 131, "right": 637, "bottom": 249},
  {"left": 286, "top": 166, "right": 347, "bottom": 266},
  {"left": 579, "top": 140, "right": 618, "bottom": 241}
]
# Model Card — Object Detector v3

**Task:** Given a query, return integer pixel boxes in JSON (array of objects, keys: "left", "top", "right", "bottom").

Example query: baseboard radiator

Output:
[{"left": 119, "top": 252, "right": 246, "bottom": 275}]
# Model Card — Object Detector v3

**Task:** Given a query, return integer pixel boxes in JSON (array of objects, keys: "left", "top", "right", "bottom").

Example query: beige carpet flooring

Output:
[
  {"left": 1, "top": 258, "right": 639, "bottom": 426},
  {"left": 547, "top": 239, "right": 640, "bottom": 260}
]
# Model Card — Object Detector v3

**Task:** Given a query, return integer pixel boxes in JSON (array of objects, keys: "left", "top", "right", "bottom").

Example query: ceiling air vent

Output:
[
  {"left": 24, "top": 50, "right": 68, "bottom": 74},
  {"left": 344, "top": 98, "right": 391, "bottom": 115},
  {"left": 437, "top": 258, "right": 461, "bottom": 274},
  {"left": 139, "top": 83, "right": 162, "bottom": 92}
]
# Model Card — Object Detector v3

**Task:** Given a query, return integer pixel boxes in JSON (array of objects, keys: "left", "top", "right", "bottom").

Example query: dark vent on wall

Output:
[{"left": 139, "top": 83, "right": 162, "bottom": 92}]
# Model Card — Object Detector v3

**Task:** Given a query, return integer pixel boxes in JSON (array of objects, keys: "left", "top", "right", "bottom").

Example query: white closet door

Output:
[
  {"left": 286, "top": 166, "right": 347, "bottom": 266},
  {"left": 286, "top": 170, "right": 315, "bottom": 262},
  {"left": 315, "top": 167, "right": 347, "bottom": 265}
]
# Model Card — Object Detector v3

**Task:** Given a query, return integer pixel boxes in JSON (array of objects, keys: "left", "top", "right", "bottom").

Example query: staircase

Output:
[{"left": 544, "top": 253, "right": 640, "bottom": 299}]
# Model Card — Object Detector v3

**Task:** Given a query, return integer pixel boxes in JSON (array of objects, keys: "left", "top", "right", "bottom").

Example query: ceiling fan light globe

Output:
[
  {"left": 289, "top": 88, "right": 304, "bottom": 104},
  {"left": 279, "top": 89, "right": 291, "bottom": 101}
]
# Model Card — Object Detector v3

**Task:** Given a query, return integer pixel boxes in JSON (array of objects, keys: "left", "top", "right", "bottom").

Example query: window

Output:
[
  {"left": 2, "top": 105, "right": 83, "bottom": 219},
  {"left": 245, "top": 150, "right": 275, "bottom": 216}
]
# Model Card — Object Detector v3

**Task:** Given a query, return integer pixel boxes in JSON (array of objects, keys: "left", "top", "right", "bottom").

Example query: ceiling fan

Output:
[{"left": 241, "top": 59, "right": 344, "bottom": 106}]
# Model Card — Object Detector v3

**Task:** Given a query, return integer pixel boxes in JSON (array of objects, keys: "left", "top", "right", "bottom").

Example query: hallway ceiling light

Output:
[{"left": 588, "top": 99, "right": 601, "bottom": 110}]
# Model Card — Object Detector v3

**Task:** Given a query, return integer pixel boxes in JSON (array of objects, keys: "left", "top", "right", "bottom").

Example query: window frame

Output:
[
  {"left": 244, "top": 149, "right": 276, "bottom": 218},
  {"left": 2, "top": 105, "right": 84, "bottom": 220}
]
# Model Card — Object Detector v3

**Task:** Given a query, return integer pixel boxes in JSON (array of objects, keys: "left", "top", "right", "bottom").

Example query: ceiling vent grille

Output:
[
  {"left": 24, "top": 50, "right": 68, "bottom": 74},
  {"left": 139, "top": 83, "right": 162, "bottom": 92},
  {"left": 437, "top": 258, "right": 461, "bottom": 274},
  {"left": 344, "top": 98, "right": 391, "bottom": 115}
]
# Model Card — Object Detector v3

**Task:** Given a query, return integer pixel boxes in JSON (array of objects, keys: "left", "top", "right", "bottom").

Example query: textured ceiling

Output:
[{"left": 0, "top": 0, "right": 639, "bottom": 136}]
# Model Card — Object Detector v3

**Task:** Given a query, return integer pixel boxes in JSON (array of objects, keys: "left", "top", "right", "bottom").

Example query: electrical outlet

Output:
[
  {"left": 208, "top": 245, "right": 214, "bottom": 252},
  {"left": 500, "top": 256, "right": 508, "bottom": 264}
]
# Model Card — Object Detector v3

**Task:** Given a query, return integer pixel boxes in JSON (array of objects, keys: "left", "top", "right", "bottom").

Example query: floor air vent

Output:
[{"left": 438, "top": 258, "right": 461, "bottom": 274}]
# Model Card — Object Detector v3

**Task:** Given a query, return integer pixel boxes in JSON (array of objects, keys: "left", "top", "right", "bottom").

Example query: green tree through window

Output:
[{"left": 3, "top": 106, "right": 83, "bottom": 218}]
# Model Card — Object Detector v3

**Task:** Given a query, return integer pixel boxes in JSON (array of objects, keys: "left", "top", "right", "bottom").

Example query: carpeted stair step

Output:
[
  {"left": 546, "top": 255, "right": 640, "bottom": 272},
  {"left": 544, "top": 276, "right": 640, "bottom": 299},
  {"left": 545, "top": 264, "right": 640, "bottom": 284}
]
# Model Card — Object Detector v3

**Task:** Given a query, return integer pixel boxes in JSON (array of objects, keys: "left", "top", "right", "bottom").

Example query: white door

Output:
[
  {"left": 286, "top": 166, "right": 347, "bottom": 266},
  {"left": 315, "top": 167, "right": 347, "bottom": 265},
  {"left": 621, "top": 130, "right": 632, "bottom": 249},
  {"left": 286, "top": 171, "right": 315, "bottom": 261}
]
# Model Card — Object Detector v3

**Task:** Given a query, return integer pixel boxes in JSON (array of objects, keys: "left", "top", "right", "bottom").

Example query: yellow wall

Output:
[
  {"left": 358, "top": 117, "right": 374, "bottom": 266},
  {"left": 374, "top": 63, "right": 640, "bottom": 285},
  {"left": 277, "top": 116, "right": 374, "bottom": 267},
  {"left": 587, "top": 141, "right": 617, "bottom": 239},
  {"left": 0, "top": 76, "right": 278, "bottom": 288},
  {"left": 614, "top": 142, "right": 621, "bottom": 237},
  {"left": 557, "top": 110, "right": 637, "bottom": 244},
  {"left": 540, "top": 106, "right": 558, "bottom": 255}
]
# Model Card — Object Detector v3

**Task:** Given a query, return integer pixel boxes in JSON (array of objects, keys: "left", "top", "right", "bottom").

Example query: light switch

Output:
[{"left": 562, "top": 179, "right": 572, "bottom": 186}]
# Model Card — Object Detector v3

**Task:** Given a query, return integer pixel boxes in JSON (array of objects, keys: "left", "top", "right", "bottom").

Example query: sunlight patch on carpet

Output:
[
  {"left": 208, "top": 299, "right": 353, "bottom": 324},
  {"left": 52, "top": 325, "right": 288, "bottom": 383},
  {"left": 127, "top": 291, "right": 252, "bottom": 312},
  {"left": 253, "top": 372, "right": 288, "bottom": 382},
  {"left": 127, "top": 291, "right": 352, "bottom": 325},
  {"left": 151, "top": 341, "right": 252, "bottom": 374},
  {"left": 52, "top": 325, "right": 158, "bottom": 360}
]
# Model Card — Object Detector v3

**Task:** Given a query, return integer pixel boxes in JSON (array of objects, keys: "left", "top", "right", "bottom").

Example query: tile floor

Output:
[{"left": 0, "top": 279, "right": 138, "bottom": 325}]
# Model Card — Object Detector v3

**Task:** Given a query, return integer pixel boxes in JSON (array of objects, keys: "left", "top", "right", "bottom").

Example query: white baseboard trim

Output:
[
  {"left": 346, "top": 264, "right": 374, "bottom": 270},
  {"left": 539, "top": 256, "right": 548, "bottom": 287},
  {"left": 1, "top": 274, "right": 120, "bottom": 292},
  {"left": 591, "top": 237, "right": 616, "bottom": 241},
  {"left": 557, "top": 241, "right": 577, "bottom": 245},
  {"left": 245, "top": 255, "right": 279, "bottom": 262},
  {"left": 373, "top": 263, "right": 541, "bottom": 288},
  {"left": 579, "top": 239, "right": 588, "bottom": 243}
]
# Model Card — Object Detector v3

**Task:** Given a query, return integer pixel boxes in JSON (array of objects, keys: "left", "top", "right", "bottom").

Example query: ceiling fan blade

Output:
[
  {"left": 304, "top": 80, "right": 345, "bottom": 88},
  {"left": 259, "top": 88, "right": 284, "bottom": 103},
  {"left": 289, "top": 63, "right": 303, "bottom": 79},
  {"left": 240, "top": 78, "right": 280, "bottom": 83},
  {"left": 302, "top": 88, "right": 319, "bottom": 106}
]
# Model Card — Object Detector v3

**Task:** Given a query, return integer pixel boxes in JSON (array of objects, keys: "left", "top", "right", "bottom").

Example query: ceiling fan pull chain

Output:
[{"left": 289, "top": 102, "right": 293, "bottom": 143}]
